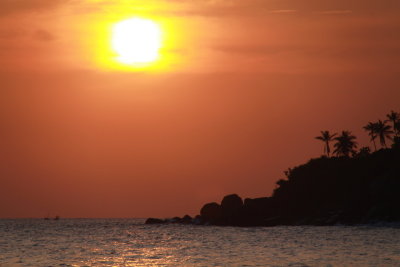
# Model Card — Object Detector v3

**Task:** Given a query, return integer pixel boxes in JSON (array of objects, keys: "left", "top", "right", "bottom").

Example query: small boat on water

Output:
[{"left": 44, "top": 214, "right": 60, "bottom": 220}]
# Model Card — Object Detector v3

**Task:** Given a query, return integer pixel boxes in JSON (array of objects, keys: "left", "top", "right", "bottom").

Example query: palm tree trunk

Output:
[
  {"left": 372, "top": 139, "right": 377, "bottom": 151},
  {"left": 393, "top": 121, "right": 398, "bottom": 137},
  {"left": 381, "top": 135, "right": 387, "bottom": 148},
  {"left": 326, "top": 141, "right": 330, "bottom": 157}
]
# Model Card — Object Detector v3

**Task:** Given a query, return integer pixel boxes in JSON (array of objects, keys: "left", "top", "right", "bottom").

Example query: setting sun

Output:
[{"left": 111, "top": 18, "right": 162, "bottom": 65}]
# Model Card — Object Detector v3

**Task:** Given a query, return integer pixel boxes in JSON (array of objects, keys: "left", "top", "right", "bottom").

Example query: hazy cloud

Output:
[
  {"left": 0, "top": 0, "right": 70, "bottom": 17},
  {"left": 269, "top": 10, "right": 297, "bottom": 14},
  {"left": 158, "top": 0, "right": 400, "bottom": 17},
  {"left": 0, "top": 28, "right": 26, "bottom": 39},
  {"left": 212, "top": 44, "right": 300, "bottom": 56},
  {"left": 1, "top": 0, "right": 399, "bottom": 18},
  {"left": 34, "top": 30, "right": 56, "bottom": 42}
]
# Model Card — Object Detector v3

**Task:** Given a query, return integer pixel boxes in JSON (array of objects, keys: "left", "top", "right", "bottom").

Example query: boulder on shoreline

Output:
[
  {"left": 221, "top": 194, "right": 243, "bottom": 216},
  {"left": 200, "top": 202, "right": 223, "bottom": 225}
]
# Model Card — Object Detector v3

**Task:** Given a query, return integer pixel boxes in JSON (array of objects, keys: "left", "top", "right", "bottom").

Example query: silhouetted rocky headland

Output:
[{"left": 146, "top": 145, "right": 400, "bottom": 226}]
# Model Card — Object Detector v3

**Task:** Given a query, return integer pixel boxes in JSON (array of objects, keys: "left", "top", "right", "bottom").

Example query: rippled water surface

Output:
[{"left": 0, "top": 219, "right": 399, "bottom": 266}]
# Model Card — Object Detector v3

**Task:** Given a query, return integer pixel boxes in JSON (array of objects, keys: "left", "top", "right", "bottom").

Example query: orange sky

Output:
[{"left": 1, "top": 0, "right": 400, "bottom": 218}]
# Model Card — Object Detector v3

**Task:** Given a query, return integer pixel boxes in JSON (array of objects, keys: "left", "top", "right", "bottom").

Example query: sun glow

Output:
[
  {"left": 111, "top": 18, "right": 162, "bottom": 65},
  {"left": 88, "top": 13, "right": 180, "bottom": 72}
]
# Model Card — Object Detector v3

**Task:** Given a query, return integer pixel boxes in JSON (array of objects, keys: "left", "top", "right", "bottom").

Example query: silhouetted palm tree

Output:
[
  {"left": 386, "top": 110, "right": 399, "bottom": 136},
  {"left": 395, "top": 121, "right": 400, "bottom": 136},
  {"left": 363, "top": 122, "right": 378, "bottom": 151},
  {"left": 375, "top": 120, "right": 393, "bottom": 148},
  {"left": 333, "top": 131, "right": 357, "bottom": 157},
  {"left": 356, "top": 146, "right": 371, "bottom": 158},
  {"left": 315, "top": 131, "right": 337, "bottom": 157}
]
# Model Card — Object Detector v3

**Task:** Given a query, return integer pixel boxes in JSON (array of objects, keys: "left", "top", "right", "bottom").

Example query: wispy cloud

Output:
[
  {"left": 269, "top": 10, "right": 297, "bottom": 14},
  {"left": 0, "top": 0, "right": 70, "bottom": 17},
  {"left": 316, "top": 10, "right": 353, "bottom": 15}
]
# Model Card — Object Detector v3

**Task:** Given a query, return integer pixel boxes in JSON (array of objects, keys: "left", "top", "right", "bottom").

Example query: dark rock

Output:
[
  {"left": 200, "top": 202, "right": 223, "bottom": 224},
  {"left": 262, "top": 216, "right": 283, "bottom": 227},
  {"left": 145, "top": 218, "right": 166, "bottom": 224},
  {"left": 193, "top": 215, "right": 204, "bottom": 225},
  {"left": 243, "top": 197, "right": 275, "bottom": 217},
  {"left": 171, "top": 217, "right": 182, "bottom": 223},
  {"left": 182, "top": 215, "right": 192, "bottom": 224},
  {"left": 219, "top": 194, "right": 244, "bottom": 225},
  {"left": 221, "top": 194, "right": 243, "bottom": 215}
]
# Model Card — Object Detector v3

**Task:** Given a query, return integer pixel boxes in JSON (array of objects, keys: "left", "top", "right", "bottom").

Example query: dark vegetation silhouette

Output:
[
  {"left": 315, "top": 131, "right": 337, "bottom": 157},
  {"left": 395, "top": 121, "right": 400, "bottom": 137},
  {"left": 386, "top": 111, "right": 399, "bottom": 137},
  {"left": 363, "top": 122, "right": 378, "bottom": 151},
  {"left": 333, "top": 131, "right": 357, "bottom": 157},
  {"left": 146, "top": 111, "right": 400, "bottom": 226},
  {"left": 375, "top": 120, "right": 393, "bottom": 148}
]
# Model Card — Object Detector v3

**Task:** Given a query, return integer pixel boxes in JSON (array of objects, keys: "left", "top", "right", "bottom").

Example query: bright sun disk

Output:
[{"left": 112, "top": 18, "right": 162, "bottom": 65}]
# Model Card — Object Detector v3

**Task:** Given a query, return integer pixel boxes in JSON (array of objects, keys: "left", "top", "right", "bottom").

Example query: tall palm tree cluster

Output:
[{"left": 315, "top": 110, "right": 399, "bottom": 158}]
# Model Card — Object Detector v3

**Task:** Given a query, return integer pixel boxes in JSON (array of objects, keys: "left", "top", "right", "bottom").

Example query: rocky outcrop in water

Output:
[{"left": 146, "top": 147, "right": 400, "bottom": 226}]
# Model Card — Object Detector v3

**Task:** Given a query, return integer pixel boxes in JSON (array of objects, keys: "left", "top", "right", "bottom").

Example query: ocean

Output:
[{"left": 0, "top": 219, "right": 399, "bottom": 266}]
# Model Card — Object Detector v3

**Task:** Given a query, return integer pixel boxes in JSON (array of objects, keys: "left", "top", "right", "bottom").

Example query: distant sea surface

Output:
[{"left": 1, "top": 219, "right": 399, "bottom": 266}]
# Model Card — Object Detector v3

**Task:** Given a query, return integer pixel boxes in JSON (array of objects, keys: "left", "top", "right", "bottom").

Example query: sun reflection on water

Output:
[{"left": 1, "top": 219, "right": 400, "bottom": 266}]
